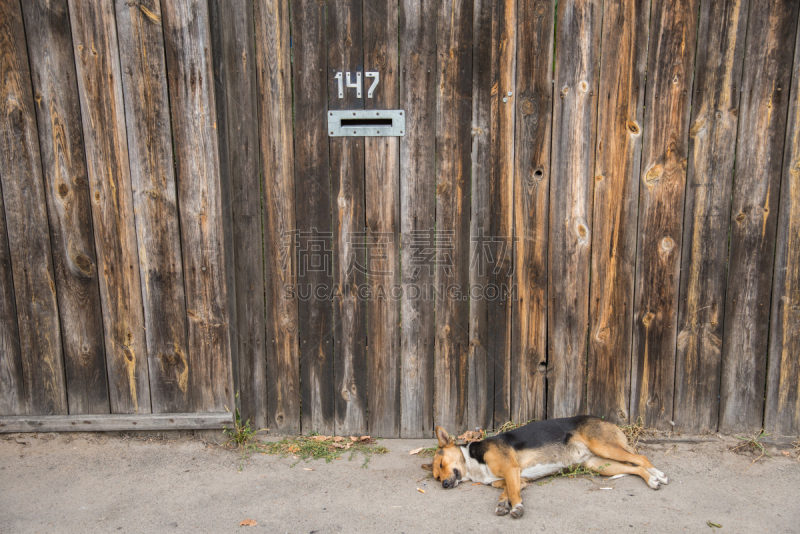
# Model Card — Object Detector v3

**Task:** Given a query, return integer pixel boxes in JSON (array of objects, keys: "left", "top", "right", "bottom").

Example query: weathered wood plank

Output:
[
  {"left": 434, "top": 0, "right": 472, "bottom": 434},
  {"left": 0, "top": 412, "right": 233, "bottom": 433},
  {"left": 0, "top": 0, "right": 67, "bottom": 415},
  {"left": 510, "top": 0, "right": 554, "bottom": 426},
  {"left": 255, "top": 0, "right": 300, "bottom": 434},
  {"left": 587, "top": 0, "right": 650, "bottom": 425},
  {"left": 766, "top": 7, "right": 800, "bottom": 437},
  {"left": 0, "top": 164, "right": 23, "bottom": 415},
  {"left": 547, "top": 0, "right": 601, "bottom": 419},
  {"left": 488, "top": 0, "right": 516, "bottom": 429},
  {"left": 630, "top": 0, "right": 699, "bottom": 430},
  {"left": 364, "top": 0, "right": 401, "bottom": 437},
  {"left": 467, "top": 0, "right": 493, "bottom": 432},
  {"left": 68, "top": 0, "right": 151, "bottom": 414},
  {"left": 720, "top": 0, "right": 798, "bottom": 434},
  {"left": 22, "top": 0, "right": 109, "bottom": 415},
  {"left": 329, "top": 0, "right": 367, "bottom": 437},
  {"left": 291, "top": 0, "right": 334, "bottom": 435},
  {"left": 209, "top": 0, "right": 266, "bottom": 429},
  {"left": 672, "top": 0, "right": 749, "bottom": 434},
  {"left": 161, "top": 0, "right": 234, "bottom": 412},
  {"left": 115, "top": 0, "right": 190, "bottom": 414},
  {"left": 400, "top": 0, "right": 437, "bottom": 438}
]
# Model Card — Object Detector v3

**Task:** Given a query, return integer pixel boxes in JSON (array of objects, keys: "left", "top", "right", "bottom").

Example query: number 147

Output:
[{"left": 334, "top": 71, "right": 379, "bottom": 98}]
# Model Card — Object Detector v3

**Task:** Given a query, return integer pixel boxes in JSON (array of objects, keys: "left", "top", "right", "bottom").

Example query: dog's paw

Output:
[
  {"left": 495, "top": 500, "right": 511, "bottom": 516},
  {"left": 647, "top": 467, "right": 669, "bottom": 485},
  {"left": 647, "top": 475, "right": 662, "bottom": 490},
  {"left": 510, "top": 503, "right": 524, "bottom": 519}
]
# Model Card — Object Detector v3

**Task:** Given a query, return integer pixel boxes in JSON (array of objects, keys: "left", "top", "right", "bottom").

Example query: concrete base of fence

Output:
[{"left": 0, "top": 413, "right": 234, "bottom": 433}]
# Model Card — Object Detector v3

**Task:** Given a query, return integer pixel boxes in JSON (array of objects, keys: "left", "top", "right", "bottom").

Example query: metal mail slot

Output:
[{"left": 328, "top": 109, "right": 405, "bottom": 137}]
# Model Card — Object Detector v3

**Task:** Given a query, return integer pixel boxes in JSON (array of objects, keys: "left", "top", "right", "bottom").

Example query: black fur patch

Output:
[
  {"left": 486, "top": 416, "right": 596, "bottom": 451},
  {"left": 467, "top": 440, "right": 490, "bottom": 464}
]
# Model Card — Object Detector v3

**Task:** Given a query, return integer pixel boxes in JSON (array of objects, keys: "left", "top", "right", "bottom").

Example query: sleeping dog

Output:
[{"left": 422, "top": 416, "right": 669, "bottom": 518}]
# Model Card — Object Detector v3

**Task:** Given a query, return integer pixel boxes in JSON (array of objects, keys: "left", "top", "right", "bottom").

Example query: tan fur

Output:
[{"left": 424, "top": 419, "right": 669, "bottom": 519}]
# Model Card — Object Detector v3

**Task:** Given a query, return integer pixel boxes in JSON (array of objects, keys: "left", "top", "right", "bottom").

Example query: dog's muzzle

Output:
[{"left": 442, "top": 469, "right": 461, "bottom": 489}]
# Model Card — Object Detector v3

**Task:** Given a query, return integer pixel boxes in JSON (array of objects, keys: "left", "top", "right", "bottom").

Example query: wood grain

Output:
[
  {"left": 719, "top": 0, "right": 798, "bottom": 434},
  {"left": 68, "top": 0, "right": 151, "bottom": 414},
  {"left": 23, "top": 0, "right": 109, "bottom": 415},
  {"left": 329, "top": 0, "right": 367, "bottom": 437},
  {"left": 434, "top": 0, "right": 472, "bottom": 433},
  {"left": 467, "top": 0, "right": 493, "bottom": 432},
  {"left": 161, "top": 0, "right": 234, "bottom": 412},
  {"left": 364, "top": 0, "right": 401, "bottom": 437},
  {"left": 766, "top": 8, "right": 800, "bottom": 436},
  {"left": 210, "top": 0, "right": 266, "bottom": 429},
  {"left": 0, "top": 172, "right": 23, "bottom": 415},
  {"left": 0, "top": 0, "right": 67, "bottom": 416},
  {"left": 721, "top": 0, "right": 799, "bottom": 433},
  {"left": 255, "top": 0, "right": 300, "bottom": 434},
  {"left": 587, "top": 0, "right": 650, "bottom": 425},
  {"left": 0, "top": 412, "right": 233, "bottom": 433},
  {"left": 115, "top": 0, "right": 190, "bottom": 414},
  {"left": 399, "top": 0, "right": 437, "bottom": 438},
  {"left": 673, "top": 0, "right": 749, "bottom": 433},
  {"left": 488, "top": 0, "right": 516, "bottom": 428},
  {"left": 511, "top": 0, "right": 554, "bottom": 426},
  {"left": 548, "top": 0, "right": 601, "bottom": 419},
  {"left": 291, "top": 0, "right": 334, "bottom": 435},
  {"left": 630, "top": 0, "right": 699, "bottom": 430}
]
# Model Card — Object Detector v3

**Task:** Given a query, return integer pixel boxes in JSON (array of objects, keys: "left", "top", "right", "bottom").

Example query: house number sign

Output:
[{"left": 334, "top": 71, "right": 380, "bottom": 99}]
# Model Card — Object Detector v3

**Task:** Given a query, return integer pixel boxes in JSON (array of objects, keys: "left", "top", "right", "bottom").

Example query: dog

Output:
[{"left": 422, "top": 416, "right": 669, "bottom": 518}]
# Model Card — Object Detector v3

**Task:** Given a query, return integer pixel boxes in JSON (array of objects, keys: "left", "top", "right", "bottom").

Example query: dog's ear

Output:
[
  {"left": 421, "top": 463, "right": 433, "bottom": 471},
  {"left": 436, "top": 426, "right": 451, "bottom": 448}
]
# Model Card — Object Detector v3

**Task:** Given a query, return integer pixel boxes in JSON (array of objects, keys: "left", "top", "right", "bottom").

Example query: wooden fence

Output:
[{"left": 1, "top": 0, "right": 799, "bottom": 438}]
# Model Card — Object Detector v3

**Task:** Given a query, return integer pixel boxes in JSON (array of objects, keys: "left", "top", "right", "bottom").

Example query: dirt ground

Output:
[{"left": 0, "top": 431, "right": 798, "bottom": 533}]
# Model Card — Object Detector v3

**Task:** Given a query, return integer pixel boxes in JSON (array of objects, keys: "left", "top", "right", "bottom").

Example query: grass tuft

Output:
[
  {"left": 223, "top": 400, "right": 258, "bottom": 451},
  {"left": 730, "top": 429, "right": 771, "bottom": 471},
  {"left": 256, "top": 434, "right": 388, "bottom": 468}
]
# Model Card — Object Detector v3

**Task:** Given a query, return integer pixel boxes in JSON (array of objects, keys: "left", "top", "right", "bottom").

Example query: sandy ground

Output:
[{"left": 0, "top": 431, "right": 798, "bottom": 533}]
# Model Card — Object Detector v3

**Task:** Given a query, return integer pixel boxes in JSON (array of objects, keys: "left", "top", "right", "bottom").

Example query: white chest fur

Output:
[
  {"left": 461, "top": 444, "right": 567, "bottom": 485},
  {"left": 461, "top": 445, "right": 502, "bottom": 484}
]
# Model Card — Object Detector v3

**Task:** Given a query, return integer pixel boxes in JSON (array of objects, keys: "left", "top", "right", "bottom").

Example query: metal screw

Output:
[
  {"left": 503, "top": 97, "right": 508, "bottom": 103},
  {"left": 507, "top": 91, "right": 513, "bottom": 97}
]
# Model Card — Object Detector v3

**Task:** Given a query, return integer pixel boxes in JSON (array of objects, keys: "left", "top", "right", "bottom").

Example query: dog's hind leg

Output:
[
  {"left": 582, "top": 431, "right": 669, "bottom": 487},
  {"left": 582, "top": 456, "right": 666, "bottom": 490}
]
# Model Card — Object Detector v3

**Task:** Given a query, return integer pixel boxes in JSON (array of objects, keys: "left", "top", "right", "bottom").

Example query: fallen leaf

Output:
[
  {"left": 416, "top": 488, "right": 425, "bottom": 494},
  {"left": 360, "top": 435, "right": 371, "bottom": 441},
  {"left": 350, "top": 436, "right": 358, "bottom": 442},
  {"left": 239, "top": 519, "right": 257, "bottom": 527},
  {"left": 310, "top": 435, "right": 330, "bottom": 442},
  {"left": 782, "top": 451, "right": 790, "bottom": 456},
  {"left": 333, "top": 436, "right": 344, "bottom": 442},
  {"left": 472, "top": 482, "right": 482, "bottom": 486},
  {"left": 458, "top": 430, "right": 484, "bottom": 443},
  {"left": 409, "top": 447, "right": 424, "bottom": 455},
  {"left": 707, "top": 521, "right": 722, "bottom": 529}
]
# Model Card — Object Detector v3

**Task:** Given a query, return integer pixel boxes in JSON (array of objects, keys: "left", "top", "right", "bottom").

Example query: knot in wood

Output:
[
  {"left": 579, "top": 81, "right": 588, "bottom": 92},
  {"left": 58, "top": 183, "right": 69, "bottom": 198},
  {"left": 626, "top": 120, "right": 640, "bottom": 135},
  {"left": 642, "top": 311, "right": 655, "bottom": 327},
  {"left": 644, "top": 165, "right": 663, "bottom": 185},
  {"left": 660, "top": 237, "right": 674, "bottom": 252}
]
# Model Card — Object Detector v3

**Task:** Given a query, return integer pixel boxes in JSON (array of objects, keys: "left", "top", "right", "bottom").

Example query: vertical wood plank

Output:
[
  {"left": 673, "top": 0, "right": 749, "bottom": 433},
  {"left": 68, "top": 0, "right": 151, "bottom": 414},
  {"left": 0, "top": 175, "right": 23, "bottom": 414},
  {"left": 630, "top": 0, "right": 699, "bottom": 429},
  {"left": 467, "top": 0, "right": 493, "bottom": 432},
  {"left": 720, "top": 0, "right": 799, "bottom": 434},
  {"left": 511, "top": 0, "right": 554, "bottom": 425},
  {"left": 115, "top": 0, "right": 191, "bottom": 414},
  {"left": 292, "top": 0, "right": 334, "bottom": 435},
  {"left": 255, "top": 0, "right": 300, "bottom": 433},
  {"left": 547, "top": 0, "right": 601, "bottom": 419},
  {"left": 329, "top": 0, "right": 367, "bottom": 436},
  {"left": 399, "top": 0, "right": 437, "bottom": 438},
  {"left": 489, "top": 0, "right": 516, "bottom": 428},
  {"left": 210, "top": 0, "right": 266, "bottom": 428},
  {"left": 161, "top": 0, "right": 234, "bottom": 412},
  {"left": 364, "top": 0, "right": 401, "bottom": 437},
  {"left": 22, "top": 0, "right": 109, "bottom": 415},
  {"left": 434, "top": 0, "right": 472, "bottom": 433},
  {"left": 766, "top": 9, "right": 800, "bottom": 436},
  {"left": 0, "top": 0, "right": 67, "bottom": 415},
  {"left": 587, "top": 0, "right": 650, "bottom": 425}
]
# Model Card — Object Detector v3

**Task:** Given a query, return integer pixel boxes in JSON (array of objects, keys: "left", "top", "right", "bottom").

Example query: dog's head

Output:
[{"left": 421, "top": 426, "right": 466, "bottom": 489}]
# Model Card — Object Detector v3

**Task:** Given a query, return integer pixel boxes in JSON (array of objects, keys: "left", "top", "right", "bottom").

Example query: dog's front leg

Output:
[
  {"left": 491, "top": 480, "right": 511, "bottom": 516},
  {"left": 502, "top": 467, "right": 524, "bottom": 518}
]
